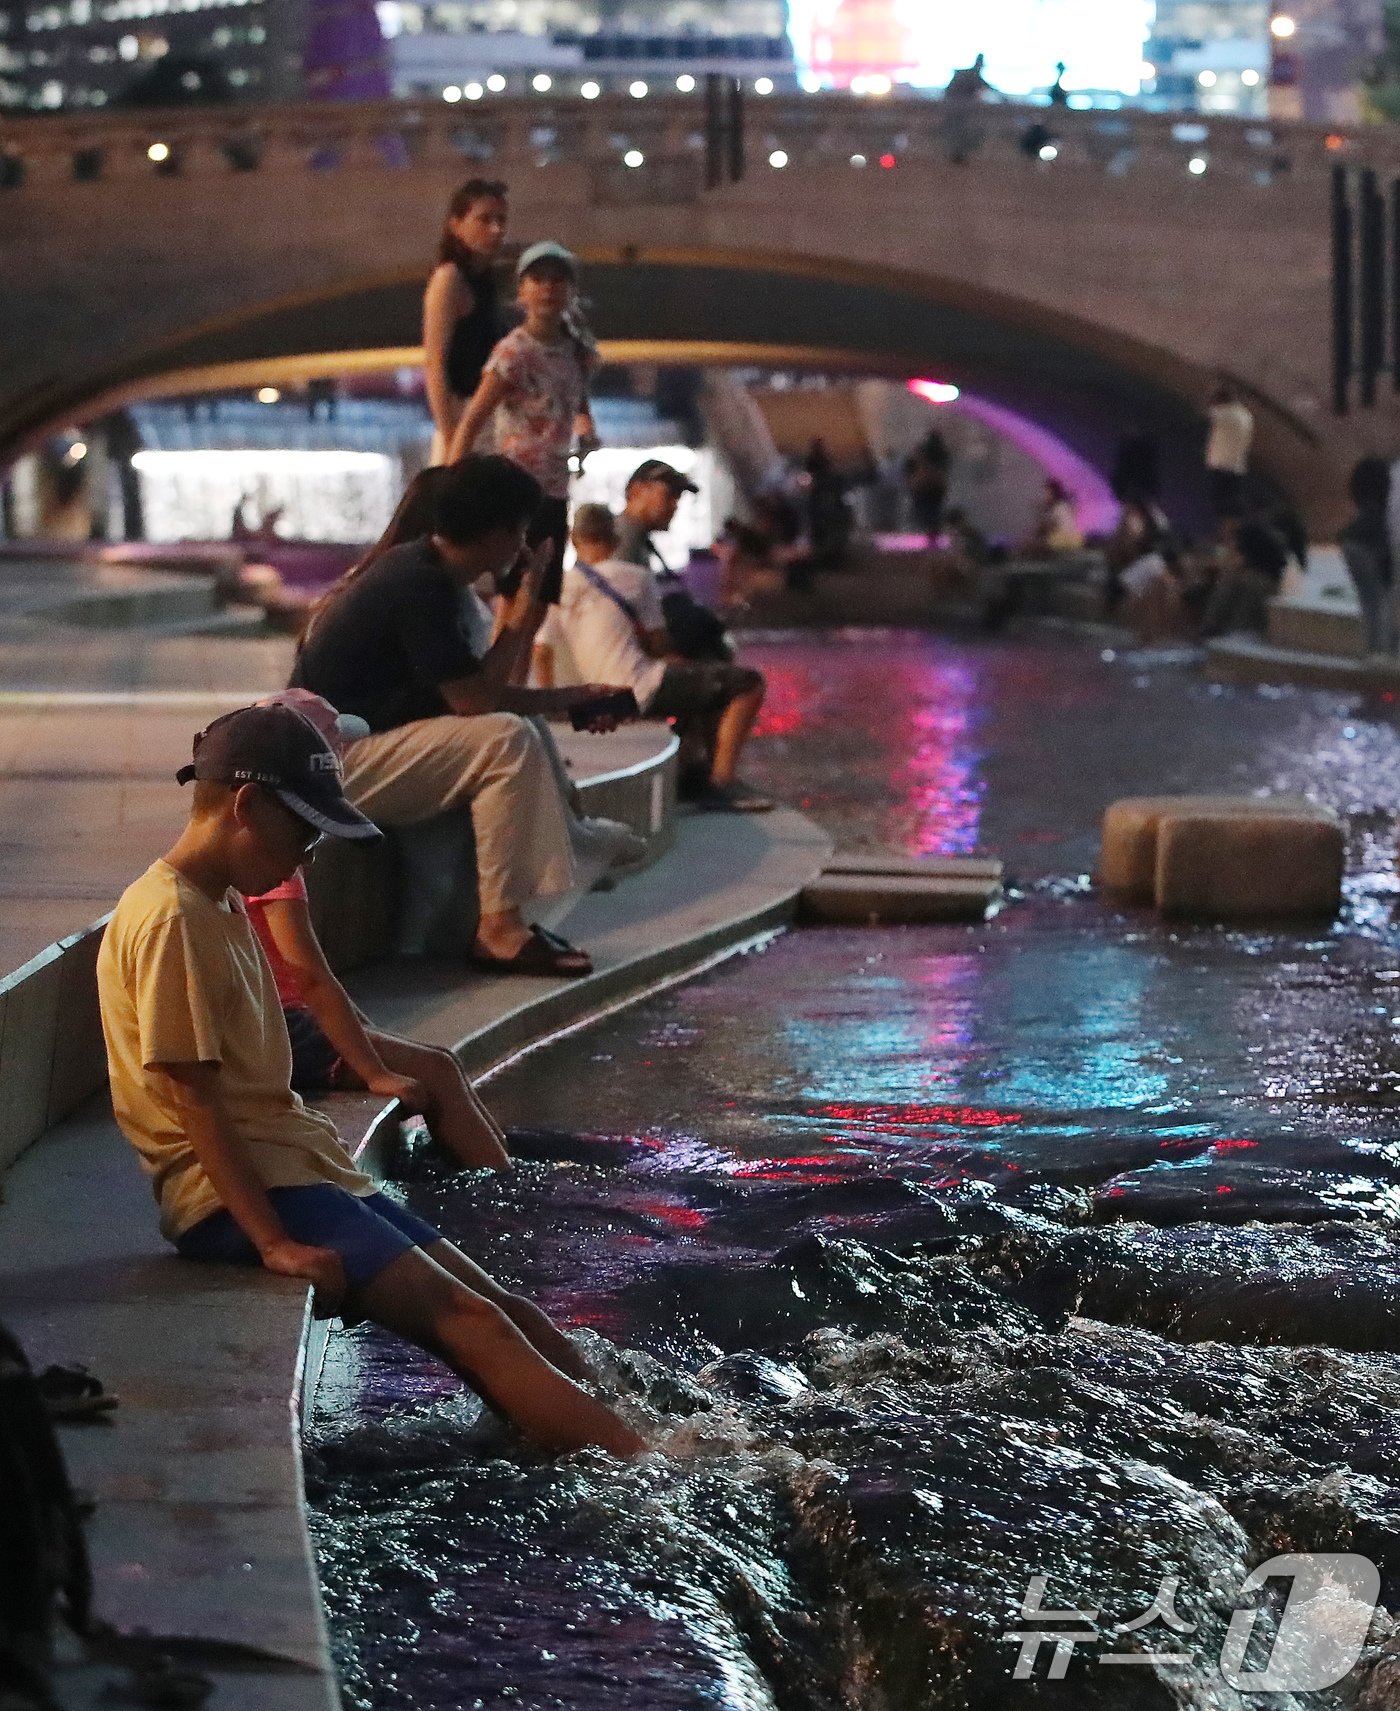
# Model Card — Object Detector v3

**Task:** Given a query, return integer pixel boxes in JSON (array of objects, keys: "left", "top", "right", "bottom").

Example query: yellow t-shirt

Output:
[{"left": 97, "top": 858, "right": 374, "bottom": 1242}]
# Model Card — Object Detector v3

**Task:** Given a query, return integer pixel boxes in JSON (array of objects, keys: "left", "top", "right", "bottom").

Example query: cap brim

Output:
[{"left": 275, "top": 785, "right": 382, "bottom": 843}]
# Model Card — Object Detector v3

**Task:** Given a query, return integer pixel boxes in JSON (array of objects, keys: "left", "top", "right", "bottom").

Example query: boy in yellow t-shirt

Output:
[{"left": 97, "top": 702, "right": 643, "bottom": 1459}]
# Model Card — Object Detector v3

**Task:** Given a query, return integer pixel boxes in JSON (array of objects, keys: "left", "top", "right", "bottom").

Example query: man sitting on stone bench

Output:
[
  {"left": 96, "top": 702, "right": 646, "bottom": 1459},
  {"left": 535, "top": 504, "right": 772, "bottom": 813},
  {"left": 292, "top": 456, "right": 631, "bottom": 978}
]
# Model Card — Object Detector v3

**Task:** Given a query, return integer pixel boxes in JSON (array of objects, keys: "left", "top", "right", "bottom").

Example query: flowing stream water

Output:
[{"left": 307, "top": 631, "right": 1400, "bottom": 1708}]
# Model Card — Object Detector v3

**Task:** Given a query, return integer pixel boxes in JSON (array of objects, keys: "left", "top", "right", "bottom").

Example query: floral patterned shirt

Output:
[{"left": 485, "top": 326, "right": 593, "bottom": 500}]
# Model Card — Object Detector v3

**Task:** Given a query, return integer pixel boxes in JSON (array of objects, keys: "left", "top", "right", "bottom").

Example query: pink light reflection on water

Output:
[
  {"left": 898, "top": 658, "right": 984, "bottom": 855},
  {"left": 751, "top": 646, "right": 985, "bottom": 853}
]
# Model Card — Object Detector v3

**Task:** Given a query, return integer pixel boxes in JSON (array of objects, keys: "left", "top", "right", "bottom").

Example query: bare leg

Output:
[
  {"left": 419, "top": 1238, "right": 594, "bottom": 1384},
  {"left": 710, "top": 683, "right": 765, "bottom": 788},
  {"left": 356, "top": 1245, "right": 647, "bottom": 1457},
  {"left": 368, "top": 1033, "right": 511, "bottom": 1171}
]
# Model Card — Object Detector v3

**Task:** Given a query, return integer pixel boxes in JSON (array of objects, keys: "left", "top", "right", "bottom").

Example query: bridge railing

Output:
[{"left": 2, "top": 90, "right": 1396, "bottom": 197}]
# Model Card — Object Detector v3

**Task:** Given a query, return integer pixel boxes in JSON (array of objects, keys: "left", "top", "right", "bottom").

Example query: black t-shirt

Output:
[{"left": 291, "top": 538, "right": 479, "bottom": 732}]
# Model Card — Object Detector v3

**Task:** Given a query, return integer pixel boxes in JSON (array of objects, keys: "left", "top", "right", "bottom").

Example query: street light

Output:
[
  {"left": 1270, "top": 13, "right": 1297, "bottom": 37},
  {"left": 676, "top": 73, "right": 695, "bottom": 92},
  {"left": 532, "top": 73, "right": 552, "bottom": 92},
  {"left": 464, "top": 82, "right": 483, "bottom": 99},
  {"left": 580, "top": 80, "right": 600, "bottom": 99},
  {"left": 1241, "top": 69, "right": 1260, "bottom": 87},
  {"left": 1198, "top": 69, "right": 1217, "bottom": 88},
  {"left": 623, "top": 148, "right": 644, "bottom": 167},
  {"left": 754, "top": 76, "right": 773, "bottom": 95},
  {"left": 1188, "top": 155, "right": 1208, "bottom": 174},
  {"left": 629, "top": 80, "right": 648, "bottom": 98},
  {"left": 768, "top": 148, "right": 788, "bottom": 167},
  {"left": 146, "top": 141, "right": 169, "bottom": 162},
  {"left": 442, "top": 85, "right": 461, "bottom": 102},
  {"left": 486, "top": 73, "right": 506, "bottom": 92}
]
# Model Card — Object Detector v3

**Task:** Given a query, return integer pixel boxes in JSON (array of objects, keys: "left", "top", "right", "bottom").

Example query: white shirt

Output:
[
  {"left": 539, "top": 556, "right": 667, "bottom": 710},
  {"left": 1206, "top": 401, "right": 1254, "bottom": 475}
]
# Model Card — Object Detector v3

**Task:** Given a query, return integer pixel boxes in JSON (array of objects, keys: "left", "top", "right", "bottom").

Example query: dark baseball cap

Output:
[
  {"left": 176, "top": 704, "right": 381, "bottom": 842},
  {"left": 627, "top": 458, "right": 698, "bottom": 495}
]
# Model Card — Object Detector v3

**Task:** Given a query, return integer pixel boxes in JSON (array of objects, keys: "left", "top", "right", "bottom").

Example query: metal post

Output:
[
  {"left": 725, "top": 77, "right": 745, "bottom": 184},
  {"left": 1390, "top": 176, "right": 1400, "bottom": 392},
  {"left": 1360, "top": 167, "right": 1384, "bottom": 407},
  {"left": 704, "top": 73, "right": 724, "bottom": 190},
  {"left": 1332, "top": 163, "right": 1353, "bottom": 417}
]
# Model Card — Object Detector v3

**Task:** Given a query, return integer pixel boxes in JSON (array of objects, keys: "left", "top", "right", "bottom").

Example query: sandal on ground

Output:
[
  {"left": 471, "top": 926, "right": 593, "bottom": 978},
  {"left": 694, "top": 782, "right": 775, "bottom": 814},
  {"left": 35, "top": 1362, "right": 119, "bottom": 1423}
]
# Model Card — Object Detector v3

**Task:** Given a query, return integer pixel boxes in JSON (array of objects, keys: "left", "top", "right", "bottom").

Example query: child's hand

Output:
[
  {"left": 367, "top": 1070, "right": 430, "bottom": 1116},
  {"left": 260, "top": 1237, "right": 347, "bottom": 1316}
]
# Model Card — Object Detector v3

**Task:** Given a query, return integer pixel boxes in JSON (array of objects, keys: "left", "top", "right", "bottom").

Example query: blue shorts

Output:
[{"left": 175, "top": 1185, "right": 441, "bottom": 1289}]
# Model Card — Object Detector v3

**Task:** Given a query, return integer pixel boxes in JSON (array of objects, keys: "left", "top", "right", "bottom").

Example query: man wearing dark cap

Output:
[
  {"left": 616, "top": 458, "right": 699, "bottom": 573},
  {"left": 617, "top": 457, "right": 736, "bottom": 668},
  {"left": 95, "top": 703, "right": 645, "bottom": 1460}
]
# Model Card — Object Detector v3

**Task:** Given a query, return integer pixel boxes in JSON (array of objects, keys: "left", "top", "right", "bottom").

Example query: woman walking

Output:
[{"left": 422, "top": 178, "right": 510, "bottom": 464}]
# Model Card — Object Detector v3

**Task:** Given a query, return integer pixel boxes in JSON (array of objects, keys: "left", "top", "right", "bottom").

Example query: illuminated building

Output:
[
  {"left": 787, "top": 0, "right": 1157, "bottom": 100},
  {"left": 0, "top": 0, "right": 320, "bottom": 109},
  {"left": 383, "top": 0, "right": 791, "bottom": 95}
]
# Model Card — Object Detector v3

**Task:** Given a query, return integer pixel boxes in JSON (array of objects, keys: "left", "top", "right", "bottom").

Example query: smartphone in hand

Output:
[{"left": 568, "top": 688, "right": 639, "bottom": 730}]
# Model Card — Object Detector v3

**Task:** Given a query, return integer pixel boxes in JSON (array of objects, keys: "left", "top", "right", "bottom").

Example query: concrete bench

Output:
[{"left": 1100, "top": 794, "right": 1343, "bottom": 921}]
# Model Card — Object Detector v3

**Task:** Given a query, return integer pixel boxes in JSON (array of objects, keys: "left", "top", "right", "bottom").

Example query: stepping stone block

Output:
[
  {"left": 822, "top": 852, "right": 1003, "bottom": 882},
  {"left": 1155, "top": 813, "right": 1344, "bottom": 921},
  {"left": 800, "top": 873, "right": 998, "bottom": 925},
  {"left": 1099, "top": 794, "right": 1324, "bottom": 902}
]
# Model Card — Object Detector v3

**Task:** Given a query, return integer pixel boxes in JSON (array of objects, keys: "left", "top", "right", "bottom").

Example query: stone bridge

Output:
[{"left": 4, "top": 89, "right": 1400, "bottom": 527}]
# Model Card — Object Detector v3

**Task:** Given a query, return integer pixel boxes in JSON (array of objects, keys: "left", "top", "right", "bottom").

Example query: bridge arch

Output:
[
  {"left": 3, "top": 90, "right": 1386, "bottom": 529},
  {"left": 13, "top": 247, "right": 1318, "bottom": 530}
]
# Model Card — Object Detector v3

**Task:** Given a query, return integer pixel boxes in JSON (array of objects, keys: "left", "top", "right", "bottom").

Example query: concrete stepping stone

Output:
[
  {"left": 1099, "top": 793, "right": 1327, "bottom": 902},
  {"left": 1155, "top": 811, "right": 1344, "bottom": 921},
  {"left": 821, "top": 852, "right": 1003, "bottom": 882},
  {"left": 800, "top": 870, "right": 1000, "bottom": 925}
]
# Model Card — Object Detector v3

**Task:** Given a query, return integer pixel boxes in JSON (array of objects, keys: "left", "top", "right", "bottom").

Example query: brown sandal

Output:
[{"left": 471, "top": 926, "right": 593, "bottom": 978}]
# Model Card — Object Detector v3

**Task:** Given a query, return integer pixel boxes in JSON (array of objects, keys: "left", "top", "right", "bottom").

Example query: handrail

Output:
[{"left": 2, "top": 88, "right": 1396, "bottom": 187}]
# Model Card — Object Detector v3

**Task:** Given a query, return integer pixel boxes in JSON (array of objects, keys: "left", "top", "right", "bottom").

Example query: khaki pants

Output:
[{"left": 342, "top": 713, "right": 576, "bottom": 917}]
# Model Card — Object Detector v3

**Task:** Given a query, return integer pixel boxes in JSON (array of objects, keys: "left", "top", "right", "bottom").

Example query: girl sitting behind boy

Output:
[{"left": 243, "top": 689, "right": 510, "bottom": 1171}]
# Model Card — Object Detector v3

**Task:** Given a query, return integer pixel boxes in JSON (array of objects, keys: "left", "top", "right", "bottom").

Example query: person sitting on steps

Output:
[
  {"left": 535, "top": 504, "right": 773, "bottom": 813},
  {"left": 242, "top": 689, "right": 511, "bottom": 1172},
  {"left": 292, "top": 456, "right": 634, "bottom": 979},
  {"left": 96, "top": 701, "right": 646, "bottom": 1459}
]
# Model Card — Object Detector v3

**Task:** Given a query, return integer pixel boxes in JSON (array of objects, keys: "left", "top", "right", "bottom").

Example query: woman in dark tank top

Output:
[{"left": 422, "top": 178, "right": 509, "bottom": 463}]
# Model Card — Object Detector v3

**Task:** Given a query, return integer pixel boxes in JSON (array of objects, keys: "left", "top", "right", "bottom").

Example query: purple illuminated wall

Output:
[{"left": 303, "top": 0, "right": 390, "bottom": 101}]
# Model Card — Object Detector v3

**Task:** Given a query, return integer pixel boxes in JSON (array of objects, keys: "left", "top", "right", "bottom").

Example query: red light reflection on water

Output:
[
  {"left": 812, "top": 1101, "right": 1022, "bottom": 1129},
  {"left": 1210, "top": 1138, "right": 1259, "bottom": 1151},
  {"left": 632, "top": 1196, "right": 709, "bottom": 1231}
]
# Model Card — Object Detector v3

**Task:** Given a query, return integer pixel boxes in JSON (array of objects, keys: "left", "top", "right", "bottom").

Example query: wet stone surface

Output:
[{"left": 308, "top": 633, "right": 1400, "bottom": 1708}]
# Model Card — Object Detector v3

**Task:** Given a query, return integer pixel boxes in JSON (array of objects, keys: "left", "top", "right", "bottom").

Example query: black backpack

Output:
[{"left": 0, "top": 1321, "right": 92, "bottom": 1708}]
